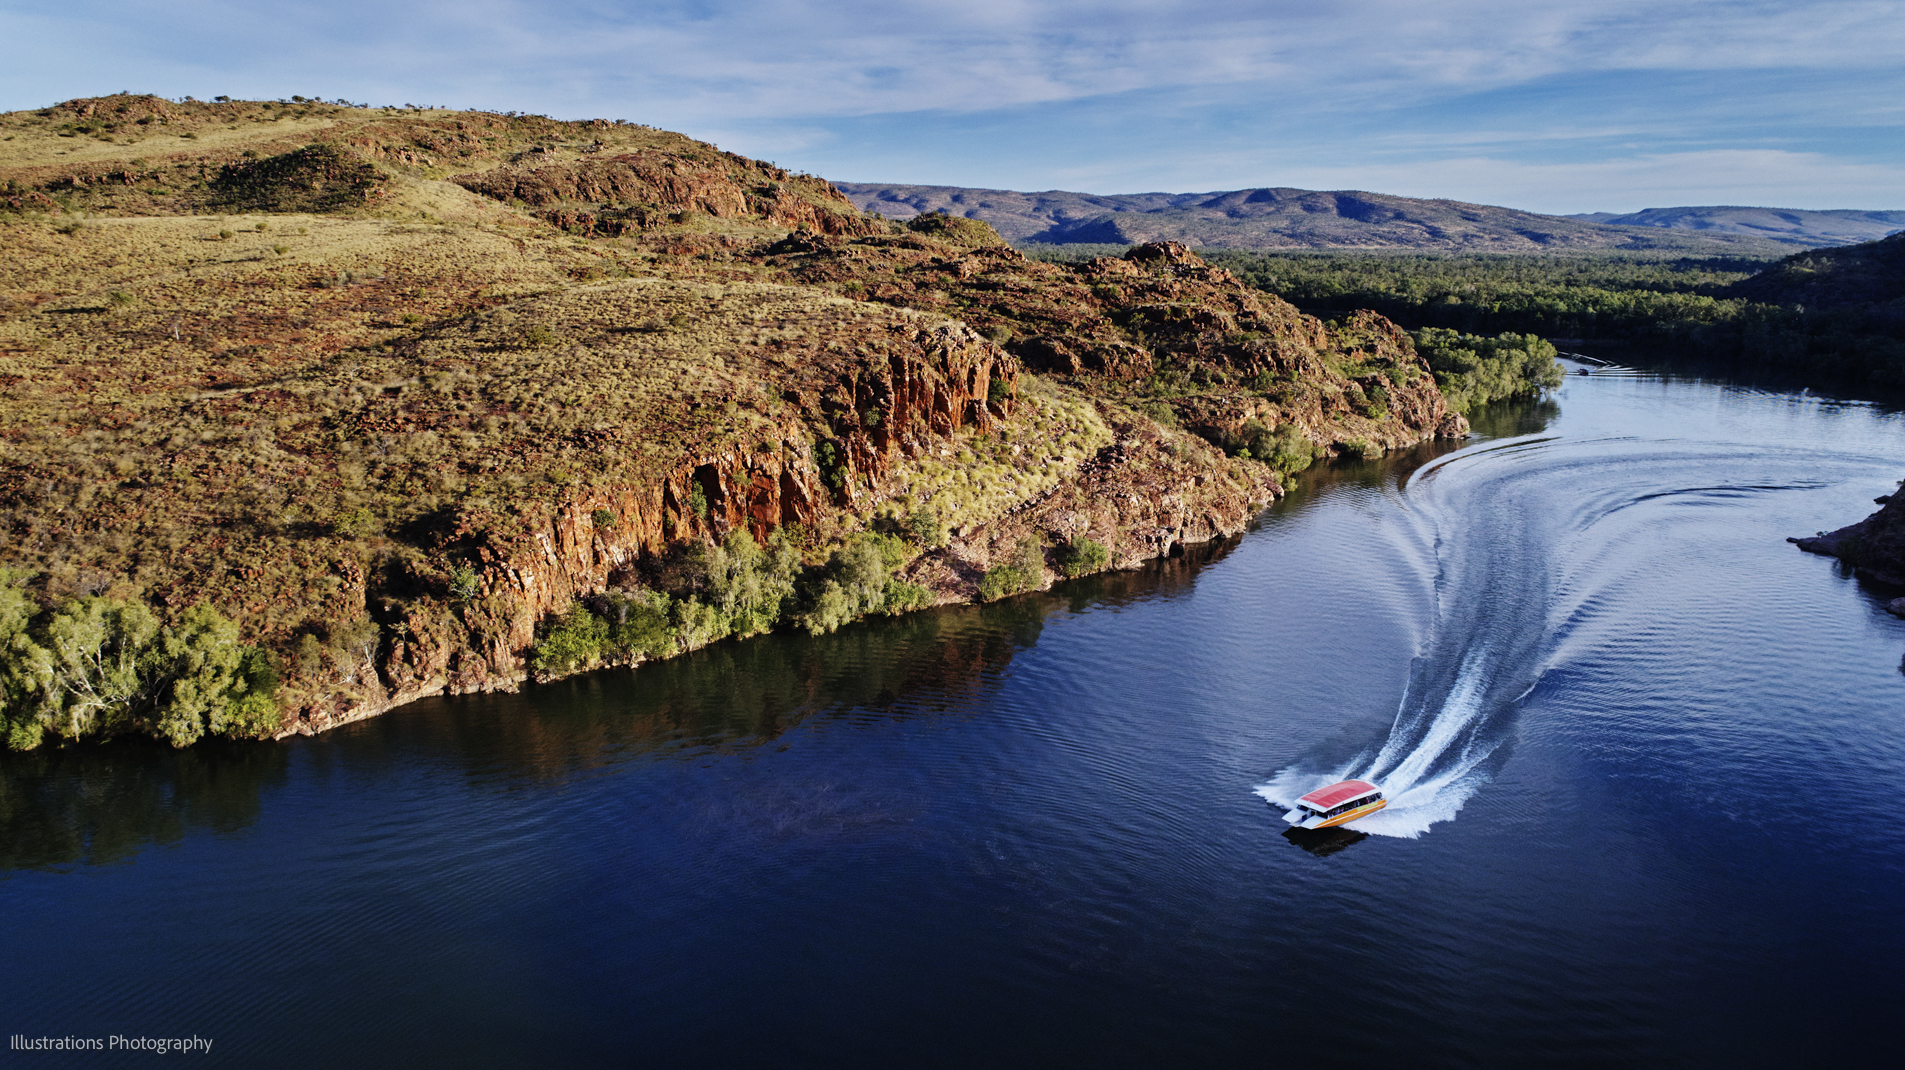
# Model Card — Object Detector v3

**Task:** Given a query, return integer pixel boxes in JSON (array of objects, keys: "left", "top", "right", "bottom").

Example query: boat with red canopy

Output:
[{"left": 1283, "top": 779, "right": 1386, "bottom": 830}]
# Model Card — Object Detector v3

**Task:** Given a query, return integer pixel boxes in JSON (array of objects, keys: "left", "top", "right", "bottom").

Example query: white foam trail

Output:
[
  {"left": 1371, "top": 647, "right": 1488, "bottom": 789},
  {"left": 1254, "top": 648, "right": 1504, "bottom": 839}
]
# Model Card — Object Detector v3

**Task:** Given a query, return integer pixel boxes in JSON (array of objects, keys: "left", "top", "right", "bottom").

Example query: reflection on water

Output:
[
  {"left": 1281, "top": 825, "right": 1369, "bottom": 857},
  {"left": 0, "top": 535, "right": 1244, "bottom": 873},
  {"left": 0, "top": 742, "right": 288, "bottom": 870},
  {"left": 4, "top": 377, "right": 1905, "bottom": 1067},
  {"left": 1273, "top": 396, "right": 1562, "bottom": 510},
  {"left": 362, "top": 539, "right": 1243, "bottom": 783}
]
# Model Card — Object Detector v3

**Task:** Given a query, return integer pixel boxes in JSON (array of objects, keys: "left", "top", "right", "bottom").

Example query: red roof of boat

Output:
[{"left": 1299, "top": 779, "right": 1381, "bottom": 809}]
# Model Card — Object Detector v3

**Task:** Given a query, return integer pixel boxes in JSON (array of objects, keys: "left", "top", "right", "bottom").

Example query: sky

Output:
[{"left": 2, "top": 1, "right": 1902, "bottom": 213}]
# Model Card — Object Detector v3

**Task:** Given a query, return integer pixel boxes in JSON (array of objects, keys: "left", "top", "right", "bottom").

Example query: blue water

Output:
[{"left": 5, "top": 365, "right": 1904, "bottom": 1066}]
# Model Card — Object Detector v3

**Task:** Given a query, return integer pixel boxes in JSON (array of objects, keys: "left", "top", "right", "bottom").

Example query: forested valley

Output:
[{"left": 1191, "top": 242, "right": 1905, "bottom": 392}]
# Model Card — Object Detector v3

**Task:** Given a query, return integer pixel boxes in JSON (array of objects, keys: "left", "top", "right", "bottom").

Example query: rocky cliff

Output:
[
  {"left": 0, "top": 96, "right": 1503, "bottom": 748},
  {"left": 312, "top": 313, "right": 1019, "bottom": 734},
  {"left": 755, "top": 234, "right": 1467, "bottom": 454}
]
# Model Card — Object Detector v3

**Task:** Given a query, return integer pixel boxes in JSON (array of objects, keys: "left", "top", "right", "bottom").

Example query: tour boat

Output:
[{"left": 1283, "top": 779, "right": 1386, "bottom": 830}]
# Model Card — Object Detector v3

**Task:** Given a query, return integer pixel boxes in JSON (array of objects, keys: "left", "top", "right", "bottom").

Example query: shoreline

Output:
[
  {"left": 273, "top": 516, "right": 1265, "bottom": 740},
  {"left": 1791, "top": 487, "right": 1905, "bottom": 618}
]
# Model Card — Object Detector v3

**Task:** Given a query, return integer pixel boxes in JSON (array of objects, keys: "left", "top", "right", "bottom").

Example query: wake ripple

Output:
[
  {"left": 1256, "top": 433, "right": 1858, "bottom": 840},
  {"left": 1254, "top": 648, "right": 1507, "bottom": 838}
]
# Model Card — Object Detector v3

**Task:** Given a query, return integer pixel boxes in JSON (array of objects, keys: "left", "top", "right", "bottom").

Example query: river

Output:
[{"left": 4, "top": 362, "right": 1904, "bottom": 1066}]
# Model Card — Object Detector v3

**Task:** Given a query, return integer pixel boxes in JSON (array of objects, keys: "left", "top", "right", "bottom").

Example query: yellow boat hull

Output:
[{"left": 1309, "top": 798, "right": 1387, "bottom": 829}]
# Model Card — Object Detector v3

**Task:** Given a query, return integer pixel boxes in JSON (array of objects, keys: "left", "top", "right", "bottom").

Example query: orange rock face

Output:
[{"left": 290, "top": 321, "right": 1014, "bottom": 735}]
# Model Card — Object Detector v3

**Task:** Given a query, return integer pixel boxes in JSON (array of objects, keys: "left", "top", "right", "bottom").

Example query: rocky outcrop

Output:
[
  {"left": 285, "top": 323, "right": 1017, "bottom": 735},
  {"left": 207, "top": 145, "right": 389, "bottom": 213},
  {"left": 899, "top": 401, "right": 1280, "bottom": 598},
  {"left": 453, "top": 152, "right": 873, "bottom": 237},
  {"left": 1792, "top": 486, "right": 1905, "bottom": 617},
  {"left": 765, "top": 237, "right": 1470, "bottom": 457}
]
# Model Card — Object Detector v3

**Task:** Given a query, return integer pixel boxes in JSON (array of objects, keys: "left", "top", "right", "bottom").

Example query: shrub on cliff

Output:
[
  {"left": 1055, "top": 535, "right": 1110, "bottom": 579},
  {"left": 907, "top": 505, "right": 947, "bottom": 549},
  {"left": 978, "top": 537, "right": 1046, "bottom": 601},
  {"left": 1231, "top": 419, "right": 1320, "bottom": 476},
  {"left": 0, "top": 578, "right": 281, "bottom": 750}
]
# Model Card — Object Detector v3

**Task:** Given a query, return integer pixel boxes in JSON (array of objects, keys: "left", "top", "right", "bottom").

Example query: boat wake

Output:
[
  {"left": 1254, "top": 648, "right": 1512, "bottom": 838},
  {"left": 1256, "top": 432, "right": 1859, "bottom": 840}
]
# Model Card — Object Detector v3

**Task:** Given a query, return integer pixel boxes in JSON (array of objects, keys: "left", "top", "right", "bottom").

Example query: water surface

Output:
[{"left": 5, "top": 365, "right": 1904, "bottom": 1066}]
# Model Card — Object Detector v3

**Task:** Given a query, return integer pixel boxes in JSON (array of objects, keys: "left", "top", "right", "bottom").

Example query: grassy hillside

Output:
[{"left": 0, "top": 94, "right": 1545, "bottom": 751}]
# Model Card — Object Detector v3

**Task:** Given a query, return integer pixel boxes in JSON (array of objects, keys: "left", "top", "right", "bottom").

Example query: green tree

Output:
[
  {"left": 603, "top": 590, "right": 675, "bottom": 658},
  {"left": 1, "top": 591, "right": 280, "bottom": 748},
  {"left": 149, "top": 605, "right": 255, "bottom": 746},
  {"left": 29, "top": 596, "right": 163, "bottom": 741},
  {"left": 703, "top": 530, "right": 800, "bottom": 637},
  {"left": 798, "top": 533, "right": 914, "bottom": 634},
  {"left": 1410, "top": 329, "right": 1563, "bottom": 414},
  {"left": 0, "top": 572, "right": 45, "bottom": 749},
  {"left": 531, "top": 603, "right": 611, "bottom": 672}
]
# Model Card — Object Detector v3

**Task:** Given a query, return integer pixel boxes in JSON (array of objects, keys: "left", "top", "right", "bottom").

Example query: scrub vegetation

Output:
[
  {"left": 0, "top": 94, "right": 1547, "bottom": 749},
  {"left": 1409, "top": 330, "right": 1565, "bottom": 414},
  {"left": 1, "top": 571, "right": 279, "bottom": 749},
  {"left": 526, "top": 527, "right": 941, "bottom": 677}
]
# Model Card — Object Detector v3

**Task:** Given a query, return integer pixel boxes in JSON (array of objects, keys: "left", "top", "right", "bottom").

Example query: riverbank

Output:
[
  {"left": 1792, "top": 485, "right": 1905, "bottom": 617},
  {"left": 1, "top": 96, "right": 1497, "bottom": 749}
]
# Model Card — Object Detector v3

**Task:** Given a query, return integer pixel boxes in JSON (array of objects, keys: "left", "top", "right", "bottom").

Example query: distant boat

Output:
[{"left": 1283, "top": 779, "right": 1387, "bottom": 829}]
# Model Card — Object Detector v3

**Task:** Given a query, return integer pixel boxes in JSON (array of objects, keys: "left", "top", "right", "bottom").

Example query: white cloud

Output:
[
  {"left": 2, "top": 1, "right": 1900, "bottom": 208},
  {"left": 7, "top": 1, "right": 1901, "bottom": 120}
]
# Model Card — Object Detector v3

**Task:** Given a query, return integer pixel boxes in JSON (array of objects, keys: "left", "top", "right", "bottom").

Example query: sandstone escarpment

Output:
[
  {"left": 281, "top": 291, "right": 1021, "bottom": 733},
  {"left": 757, "top": 236, "right": 1469, "bottom": 456}
]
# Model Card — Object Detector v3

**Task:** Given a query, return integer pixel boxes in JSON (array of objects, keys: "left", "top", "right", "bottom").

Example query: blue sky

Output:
[{"left": 3, "top": 1, "right": 1901, "bottom": 213}]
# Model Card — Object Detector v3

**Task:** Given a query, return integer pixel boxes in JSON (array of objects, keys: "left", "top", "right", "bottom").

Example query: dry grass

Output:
[
  {"left": 0, "top": 202, "right": 1014, "bottom": 660},
  {"left": 1, "top": 95, "right": 1462, "bottom": 740},
  {"left": 872, "top": 377, "right": 1112, "bottom": 536}
]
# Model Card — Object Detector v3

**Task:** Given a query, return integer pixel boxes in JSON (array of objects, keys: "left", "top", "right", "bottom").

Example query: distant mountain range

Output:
[
  {"left": 836, "top": 182, "right": 1904, "bottom": 254},
  {"left": 1565, "top": 207, "right": 1905, "bottom": 248}
]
